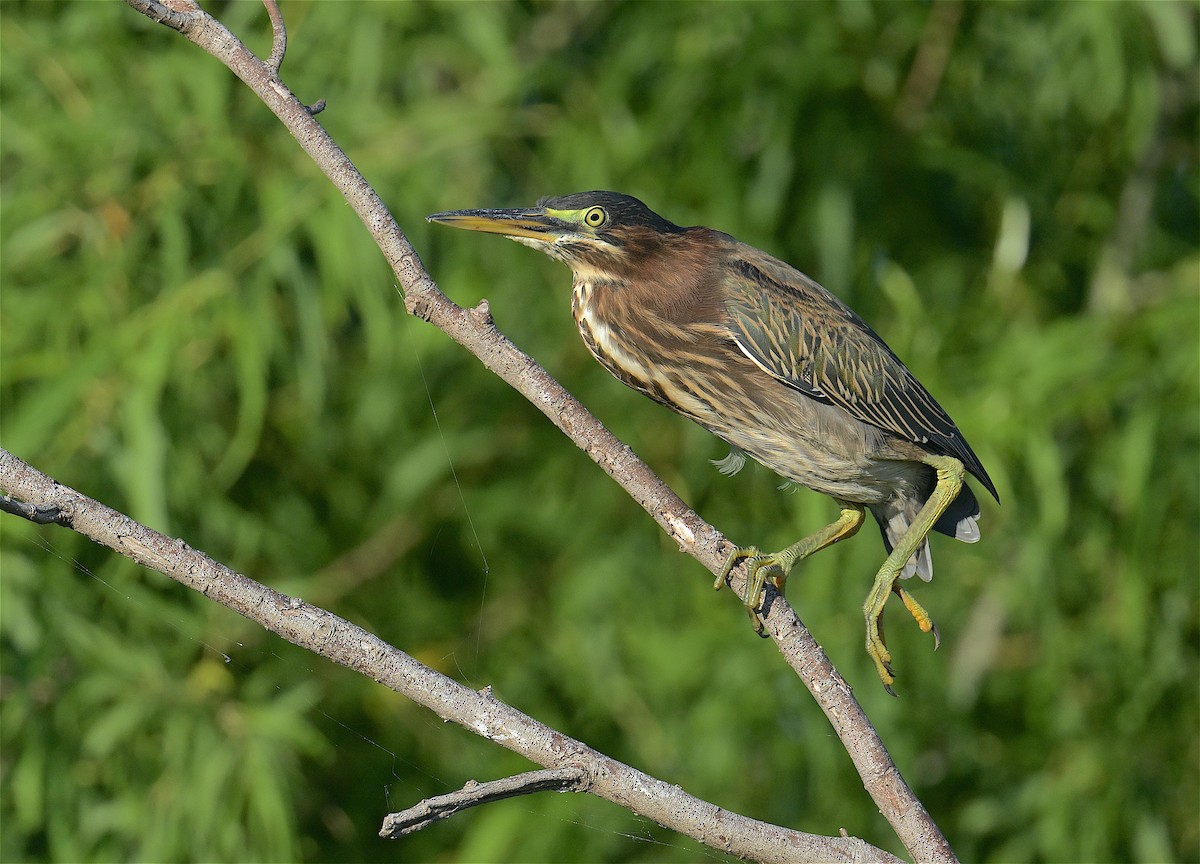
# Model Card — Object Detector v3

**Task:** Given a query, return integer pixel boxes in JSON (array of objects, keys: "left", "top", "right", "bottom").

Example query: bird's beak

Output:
[{"left": 426, "top": 208, "right": 564, "bottom": 242}]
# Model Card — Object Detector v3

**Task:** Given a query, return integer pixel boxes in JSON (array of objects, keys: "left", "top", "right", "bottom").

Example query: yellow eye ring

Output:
[{"left": 583, "top": 206, "right": 607, "bottom": 228}]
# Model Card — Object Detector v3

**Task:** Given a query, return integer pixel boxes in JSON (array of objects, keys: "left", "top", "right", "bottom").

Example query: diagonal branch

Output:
[
  {"left": 0, "top": 450, "right": 901, "bottom": 864},
  {"left": 380, "top": 767, "right": 589, "bottom": 838},
  {"left": 8, "top": 2, "right": 960, "bottom": 861}
]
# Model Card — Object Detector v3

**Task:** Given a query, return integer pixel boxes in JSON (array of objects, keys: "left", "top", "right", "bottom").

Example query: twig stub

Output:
[{"left": 379, "top": 766, "right": 588, "bottom": 839}]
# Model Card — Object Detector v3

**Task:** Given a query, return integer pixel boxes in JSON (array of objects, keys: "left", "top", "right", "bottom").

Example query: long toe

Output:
[
  {"left": 744, "top": 555, "right": 789, "bottom": 615},
  {"left": 716, "top": 545, "right": 760, "bottom": 591},
  {"left": 866, "top": 614, "right": 897, "bottom": 693},
  {"left": 894, "top": 584, "right": 938, "bottom": 642}
]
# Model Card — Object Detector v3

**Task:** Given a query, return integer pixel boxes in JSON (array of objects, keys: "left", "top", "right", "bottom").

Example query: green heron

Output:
[{"left": 428, "top": 191, "right": 998, "bottom": 692}]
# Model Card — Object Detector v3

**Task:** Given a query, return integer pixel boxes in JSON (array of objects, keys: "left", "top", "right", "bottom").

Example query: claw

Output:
[
  {"left": 719, "top": 545, "right": 785, "bottom": 634},
  {"left": 720, "top": 508, "right": 864, "bottom": 635},
  {"left": 865, "top": 592, "right": 898, "bottom": 692},
  {"left": 873, "top": 638, "right": 894, "bottom": 677},
  {"left": 716, "top": 546, "right": 760, "bottom": 592},
  {"left": 719, "top": 545, "right": 767, "bottom": 607},
  {"left": 868, "top": 638, "right": 897, "bottom": 695}
]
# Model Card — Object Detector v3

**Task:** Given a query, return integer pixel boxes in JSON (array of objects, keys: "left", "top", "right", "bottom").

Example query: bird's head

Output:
[{"left": 427, "top": 191, "right": 684, "bottom": 279}]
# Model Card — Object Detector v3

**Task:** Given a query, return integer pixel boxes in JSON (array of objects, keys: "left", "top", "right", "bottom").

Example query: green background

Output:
[{"left": 2, "top": 2, "right": 1197, "bottom": 862}]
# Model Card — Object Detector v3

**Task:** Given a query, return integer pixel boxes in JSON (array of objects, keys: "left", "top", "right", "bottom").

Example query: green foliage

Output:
[{"left": 2, "top": 2, "right": 1196, "bottom": 862}]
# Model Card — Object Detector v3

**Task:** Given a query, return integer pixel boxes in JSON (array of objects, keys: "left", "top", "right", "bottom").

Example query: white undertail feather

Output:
[
  {"left": 882, "top": 510, "right": 981, "bottom": 582},
  {"left": 955, "top": 515, "right": 981, "bottom": 543},
  {"left": 884, "top": 510, "right": 935, "bottom": 581}
]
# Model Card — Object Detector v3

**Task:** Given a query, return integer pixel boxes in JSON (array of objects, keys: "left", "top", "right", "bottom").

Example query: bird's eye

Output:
[{"left": 583, "top": 207, "right": 607, "bottom": 228}]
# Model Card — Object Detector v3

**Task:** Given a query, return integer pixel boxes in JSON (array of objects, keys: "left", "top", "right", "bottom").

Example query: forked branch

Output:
[{"left": 0, "top": 2, "right": 961, "bottom": 861}]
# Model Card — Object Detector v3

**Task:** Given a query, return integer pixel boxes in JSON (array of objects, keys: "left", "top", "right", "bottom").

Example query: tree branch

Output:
[
  {"left": 1, "top": 494, "right": 66, "bottom": 525},
  {"left": 0, "top": 451, "right": 901, "bottom": 864},
  {"left": 380, "top": 767, "right": 588, "bottom": 838},
  {"left": 262, "top": 0, "right": 285, "bottom": 72},
  {"left": 1, "top": 1, "right": 961, "bottom": 860}
]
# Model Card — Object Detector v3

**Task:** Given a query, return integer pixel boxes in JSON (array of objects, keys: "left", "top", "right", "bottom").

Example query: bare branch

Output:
[
  {"left": 124, "top": 0, "right": 201, "bottom": 32},
  {"left": 0, "top": 494, "right": 66, "bottom": 525},
  {"left": 0, "top": 451, "right": 902, "bottom": 864},
  {"left": 262, "top": 0, "right": 286, "bottom": 72},
  {"left": 380, "top": 767, "right": 588, "bottom": 838}
]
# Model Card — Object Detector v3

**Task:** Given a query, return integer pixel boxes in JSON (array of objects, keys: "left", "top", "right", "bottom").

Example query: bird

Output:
[{"left": 428, "top": 191, "right": 998, "bottom": 692}]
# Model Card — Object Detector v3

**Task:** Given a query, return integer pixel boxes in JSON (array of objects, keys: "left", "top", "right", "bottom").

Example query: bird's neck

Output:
[{"left": 570, "top": 275, "right": 629, "bottom": 374}]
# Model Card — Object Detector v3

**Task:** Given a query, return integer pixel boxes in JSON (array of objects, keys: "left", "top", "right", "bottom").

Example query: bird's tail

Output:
[{"left": 869, "top": 484, "right": 981, "bottom": 582}]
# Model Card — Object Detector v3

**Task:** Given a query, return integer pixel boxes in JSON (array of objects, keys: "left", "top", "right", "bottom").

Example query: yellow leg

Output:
[
  {"left": 864, "top": 454, "right": 964, "bottom": 694},
  {"left": 718, "top": 502, "right": 865, "bottom": 629}
]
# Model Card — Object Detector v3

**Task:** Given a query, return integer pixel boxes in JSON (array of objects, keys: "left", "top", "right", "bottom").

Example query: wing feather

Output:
[{"left": 724, "top": 248, "right": 998, "bottom": 501}]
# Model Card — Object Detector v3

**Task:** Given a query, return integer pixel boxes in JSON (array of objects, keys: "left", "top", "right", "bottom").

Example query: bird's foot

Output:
[
  {"left": 863, "top": 570, "right": 941, "bottom": 695},
  {"left": 865, "top": 610, "right": 897, "bottom": 697},
  {"left": 863, "top": 565, "right": 901, "bottom": 694},
  {"left": 717, "top": 546, "right": 789, "bottom": 635},
  {"left": 716, "top": 509, "right": 864, "bottom": 632}
]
